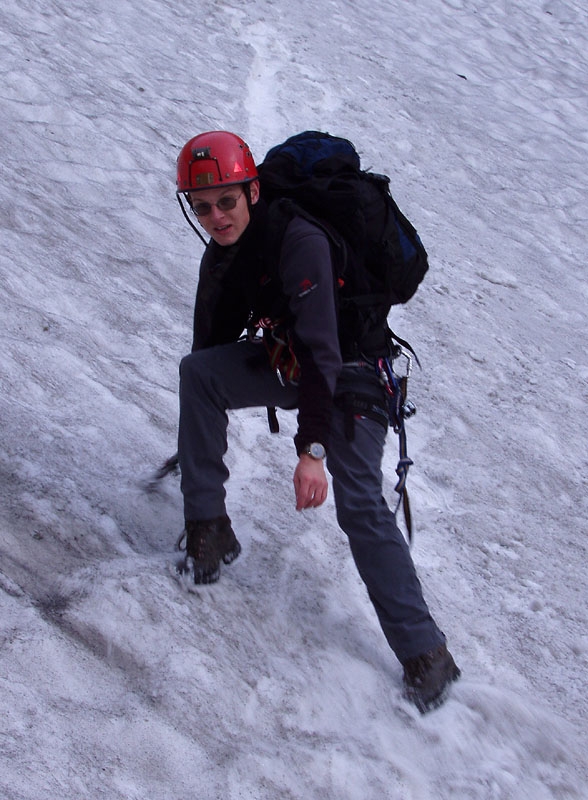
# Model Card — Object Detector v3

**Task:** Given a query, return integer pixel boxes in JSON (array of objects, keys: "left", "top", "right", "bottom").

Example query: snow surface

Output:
[{"left": 1, "top": 0, "right": 588, "bottom": 797}]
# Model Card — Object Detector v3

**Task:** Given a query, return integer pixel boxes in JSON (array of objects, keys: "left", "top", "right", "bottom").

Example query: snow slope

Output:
[{"left": 1, "top": 0, "right": 587, "bottom": 797}]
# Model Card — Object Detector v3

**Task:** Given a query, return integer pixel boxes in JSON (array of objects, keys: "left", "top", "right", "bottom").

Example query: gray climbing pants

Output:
[{"left": 178, "top": 339, "right": 446, "bottom": 662}]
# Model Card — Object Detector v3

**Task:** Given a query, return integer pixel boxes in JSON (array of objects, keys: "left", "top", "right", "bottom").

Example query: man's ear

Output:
[{"left": 249, "top": 179, "right": 260, "bottom": 205}]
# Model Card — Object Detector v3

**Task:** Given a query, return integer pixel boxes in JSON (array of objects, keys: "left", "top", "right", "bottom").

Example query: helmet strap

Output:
[
  {"left": 243, "top": 181, "right": 254, "bottom": 214},
  {"left": 176, "top": 194, "right": 208, "bottom": 246}
]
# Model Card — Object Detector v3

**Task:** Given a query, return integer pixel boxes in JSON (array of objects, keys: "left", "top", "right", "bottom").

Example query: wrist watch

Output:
[{"left": 304, "top": 442, "right": 326, "bottom": 460}]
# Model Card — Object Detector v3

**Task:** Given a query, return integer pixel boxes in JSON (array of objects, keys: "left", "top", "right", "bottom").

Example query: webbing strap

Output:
[
  {"left": 376, "top": 356, "right": 415, "bottom": 544},
  {"left": 267, "top": 406, "right": 280, "bottom": 433},
  {"left": 394, "top": 424, "right": 414, "bottom": 544}
]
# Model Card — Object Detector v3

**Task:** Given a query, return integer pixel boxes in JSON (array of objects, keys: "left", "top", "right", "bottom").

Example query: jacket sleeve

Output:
[{"left": 278, "top": 217, "right": 343, "bottom": 454}]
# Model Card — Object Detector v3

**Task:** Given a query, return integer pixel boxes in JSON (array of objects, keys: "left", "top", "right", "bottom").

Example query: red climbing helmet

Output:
[{"left": 176, "top": 131, "right": 258, "bottom": 193}]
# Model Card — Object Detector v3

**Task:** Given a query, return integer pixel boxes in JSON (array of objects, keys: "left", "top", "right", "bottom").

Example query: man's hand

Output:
[{"left": 293, "top": 455, "right": 328, "bottom": 511}]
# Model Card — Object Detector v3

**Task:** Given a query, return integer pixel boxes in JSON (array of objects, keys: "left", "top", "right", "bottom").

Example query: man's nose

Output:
[{"left": 209, "top": 204, "right": 228, "bottom": 222}]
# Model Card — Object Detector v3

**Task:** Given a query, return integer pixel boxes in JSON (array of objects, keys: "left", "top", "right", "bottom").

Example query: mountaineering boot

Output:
[
  {"left": 176, "top": 515, "right": 241, "bottom": 584},
  {"left": 402, "top": 643, "right": 461, "bottom": 713}
]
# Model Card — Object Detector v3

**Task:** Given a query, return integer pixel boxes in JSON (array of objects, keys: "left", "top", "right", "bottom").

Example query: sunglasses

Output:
[{"left": 190, "top": 192, "right": 244, "bottom": 217}]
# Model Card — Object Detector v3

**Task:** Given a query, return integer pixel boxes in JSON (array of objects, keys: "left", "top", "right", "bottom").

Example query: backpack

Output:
[
  {"left": 257, "top": 130, "right": 429, "bottom": 359},
  {"left": 258, "top": 131, "right": 427, "bottom": 542}
]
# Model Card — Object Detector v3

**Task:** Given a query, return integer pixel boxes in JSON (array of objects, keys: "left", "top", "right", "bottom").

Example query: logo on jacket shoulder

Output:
[{"left": 298, "top": 278, "right": 318, "bottom": 298}]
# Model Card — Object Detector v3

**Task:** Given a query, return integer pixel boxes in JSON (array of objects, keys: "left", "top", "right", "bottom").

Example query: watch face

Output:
[{"left": 308, "top": 443, "right": 326, "bottom": 459}]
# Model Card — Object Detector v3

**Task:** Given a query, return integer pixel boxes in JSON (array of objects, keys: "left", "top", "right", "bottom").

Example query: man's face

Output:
[{"left": 188, "top": 180, "right": 260, "bottom": 246}]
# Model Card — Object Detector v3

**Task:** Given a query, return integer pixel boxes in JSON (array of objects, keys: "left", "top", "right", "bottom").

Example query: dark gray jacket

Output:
[{"left": 191, "top": 201, "right": 342, "bottom": 454}]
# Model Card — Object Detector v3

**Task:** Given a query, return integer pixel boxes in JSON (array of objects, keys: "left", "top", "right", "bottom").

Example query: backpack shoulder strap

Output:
[{"left": 264, "top": 197, "right": 348, "bottom": 282}]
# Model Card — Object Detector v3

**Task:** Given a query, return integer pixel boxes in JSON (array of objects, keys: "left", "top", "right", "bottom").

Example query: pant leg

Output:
[
  {"left": 326, "top": 376, "right": 446, "bottom": 663},
  {"left": 178, "top": 339, "right": 298, "bottom": 521}
]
